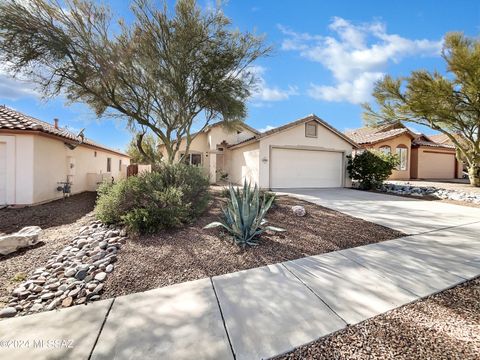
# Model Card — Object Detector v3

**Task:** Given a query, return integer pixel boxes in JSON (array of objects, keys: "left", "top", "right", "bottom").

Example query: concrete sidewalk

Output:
[{"left": 1, "top": 190, "right": 479, "bottom": 360}]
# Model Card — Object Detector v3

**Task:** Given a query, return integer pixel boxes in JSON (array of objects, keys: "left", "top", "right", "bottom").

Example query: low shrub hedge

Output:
[{"left": 95, "top": 163, "right": 210, "bottom": 234}]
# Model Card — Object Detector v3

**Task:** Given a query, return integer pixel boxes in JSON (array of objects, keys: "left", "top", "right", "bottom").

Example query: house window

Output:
[
  {"left": 396, "top": 146, "right": 408, "bottom": 171},
  {"left": 94, "top": 151, "right": 97, "bottom": 157},
  {"left": 181, "top": 153, "right": 202, "bottom": 166},
  {"left": 305, "top": 122, "right": 317, "bottom": 138},
  {"left": 107, "top": 157, "right": 111, "bottom": 172},
  {"left": 119, "top": 159, "right": 122, "bottom": 171},
  {"left": 379, "top": 145, "right": 391, "bottom": 154}
]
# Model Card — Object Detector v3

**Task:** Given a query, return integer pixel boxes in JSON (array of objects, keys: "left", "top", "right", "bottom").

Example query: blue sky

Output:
[{"left": 1, "top": 0, "right": 479, "bottom": 151}]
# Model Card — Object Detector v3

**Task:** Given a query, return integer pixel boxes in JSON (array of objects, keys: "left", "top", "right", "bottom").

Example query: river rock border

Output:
[
  {"left": 0, "top": 220, "right": 127, "bottom": 318},
  {"left": 380, "top": 183, "right": 480, "bottom": 204}
]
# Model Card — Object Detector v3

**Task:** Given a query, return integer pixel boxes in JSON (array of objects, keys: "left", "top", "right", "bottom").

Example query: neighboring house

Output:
[
  {"left": 0, "top": 106, "right": 130, "bottom": 206},
  {"left": 160, "top": 114, "right": 357, "bottom": 189},
  {"left": 345, "top": 123, "right": 462, "bottom": 180}
]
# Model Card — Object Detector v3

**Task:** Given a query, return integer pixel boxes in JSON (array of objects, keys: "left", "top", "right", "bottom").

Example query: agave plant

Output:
[{"left": 205, "top": 181, "right": 284, "bottom": 247}]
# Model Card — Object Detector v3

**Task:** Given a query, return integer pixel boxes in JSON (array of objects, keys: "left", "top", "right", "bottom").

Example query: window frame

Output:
[
  {"left": 396, "top": 146, "right": 408, "bottom": 171},
  {"left": 379, "top": 145, "right": 391, "bottom": 154},
  {"left": 305, "top": 122, "right": 318, "bottom": 138},
  {"left": 181, "top": 152, "right": 202, "bottom": 166}
]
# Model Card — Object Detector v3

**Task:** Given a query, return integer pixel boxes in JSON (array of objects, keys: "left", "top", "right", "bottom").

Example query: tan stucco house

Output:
[
  {"left": 160, "top": 114, "right": 358, "bottom": 189},
  {"left": 0, "top": 106, "right": 130, "bottom": 206},
  {"left": 346, "top": 123, "right": 462, "bottom": 180}
]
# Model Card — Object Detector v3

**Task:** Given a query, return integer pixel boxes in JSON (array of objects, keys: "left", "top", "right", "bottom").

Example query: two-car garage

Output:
[{"left": 270, "top": 147, "right": 344, "bottom": 188}]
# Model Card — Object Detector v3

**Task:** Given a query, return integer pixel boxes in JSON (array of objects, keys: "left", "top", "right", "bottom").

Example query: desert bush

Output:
[
  {"left": 95, "top": 163, "right": 209, "bottom": 234},
  {"left": 205, "top": 181, "right": 284, "bottom": 247},
  {"left": 347, "top": 150, "right": 399, "bottom": 190}
]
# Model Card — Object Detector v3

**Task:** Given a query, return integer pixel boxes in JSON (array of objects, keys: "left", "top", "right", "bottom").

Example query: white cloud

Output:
[
  {"left": 258, "top": 125, "right": 275, "bottom": 132},
  {"left": 0, "top": 65, "right": 39, "bottom": 101},
  {"left": 248, "top": 65, "right": 298, "bottom": 104},
  {"left": 280, "top": 17, "right": 442, "bottom": 104}
]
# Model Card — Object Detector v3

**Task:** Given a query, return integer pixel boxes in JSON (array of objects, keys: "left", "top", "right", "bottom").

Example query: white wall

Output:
[
  {"left": 258, "top": 121, "right": 354, "bottom": 188},
  {"left": 228, "top": 142, "right": 260, "bottom": 185},
  {"left": 31, "top": 135, "right": 130, "bottom": 204}
]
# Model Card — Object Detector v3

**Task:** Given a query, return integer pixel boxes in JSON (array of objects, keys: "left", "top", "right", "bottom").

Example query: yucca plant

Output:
[{"left": 205, "top": 181, "right": 284, "bottom": 247}]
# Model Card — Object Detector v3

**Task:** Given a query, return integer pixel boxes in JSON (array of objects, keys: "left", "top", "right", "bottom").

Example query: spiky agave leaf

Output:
[{"left": 204, "top": 181, "right": 285, "bottom": 247}]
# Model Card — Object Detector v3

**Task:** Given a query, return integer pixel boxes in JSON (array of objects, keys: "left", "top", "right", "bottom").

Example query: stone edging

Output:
[
  {"left": 379, "top": 183, "right": 480, "bottom": 204},
  {"left": 0, "top": 220, "right": 127, "bottom": 319}
]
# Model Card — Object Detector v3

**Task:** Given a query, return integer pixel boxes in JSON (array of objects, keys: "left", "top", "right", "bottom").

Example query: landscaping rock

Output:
[
  {"left": 64, "top": 268, "right": 76, "bottom": 277},
  {"left": 75, "top": 269, "right": 88, "bottom": 281},
  {"left": 0, "top": 307, "right": 17, "bottom": 318},
  {"left": 29, "top": 303, "right": 43, "bottom": 312},
  {"left": 94, "top": 272, "right": 107, "bottom": 282},
  {"left": 292, "top": 205, "right": 306, "bottom": 217},
  {"left": 379, "top": 182, "right": 480, "bottom": 204},
  {"left": 0, "top": 226, "right": 42, "bottom": 255},
  {"left": 62, "top": 297, "right": 74, "bottom": 308},
  {"left": 2, "top": 218, "right": 124, "bottom": 318}
]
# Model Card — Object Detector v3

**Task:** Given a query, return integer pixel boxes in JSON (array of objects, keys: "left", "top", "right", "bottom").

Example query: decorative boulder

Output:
[
  {"left": 0, "top": 226, "right": 42, "bottom": 255},
  {"left": 292, "top": 205, "right": 306, "bottom": 217}
]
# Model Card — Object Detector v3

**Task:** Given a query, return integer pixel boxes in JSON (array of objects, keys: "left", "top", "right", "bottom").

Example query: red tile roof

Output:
[
  {"left": 345, "top": 127, "right": 412, "bottom": 144},
  {"left": 412, "top": 139, "right": 455, "bottom": 149},
  {"left": 0, "top": 106, "right": 129, "bottom": 156}
]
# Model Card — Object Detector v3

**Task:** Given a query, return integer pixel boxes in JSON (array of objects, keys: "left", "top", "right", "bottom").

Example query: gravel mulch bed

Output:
[
  {"left": 0, "top": 192, "right": 97, "bottom": 235},
  {"left": 0, "top": 192, "right": 97, "bottom": 308},
  {"left": 102, "top": 193, "right": 403, "bottom": 298},
  {"left": 275, "top": 276, "right": 480, "bottom": 360}
]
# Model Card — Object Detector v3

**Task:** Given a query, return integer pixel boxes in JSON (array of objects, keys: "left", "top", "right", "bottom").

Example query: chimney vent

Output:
[{"left": 54, "top": 118, "right": 59, "bottom": 129}]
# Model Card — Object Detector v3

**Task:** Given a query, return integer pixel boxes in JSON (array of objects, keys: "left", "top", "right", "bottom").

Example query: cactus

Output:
[{"left": 205, "top": 181, "right": 284, "bottom": 247}]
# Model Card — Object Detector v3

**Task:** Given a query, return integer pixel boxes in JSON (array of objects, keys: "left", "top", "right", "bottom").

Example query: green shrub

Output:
[
  {"left": 347, "top": 150, "right": 399, "bottom": 190},
  {"left": 205, "top": 181, "right": 284, "bottom": 247},
  {"left": 95, "top": 163, "right": 210, "bottom": 234}
]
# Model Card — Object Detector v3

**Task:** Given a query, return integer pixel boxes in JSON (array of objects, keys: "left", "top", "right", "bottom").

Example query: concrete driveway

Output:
[{"left": 280, "top": 188, "right": 480, "bottom": 235}]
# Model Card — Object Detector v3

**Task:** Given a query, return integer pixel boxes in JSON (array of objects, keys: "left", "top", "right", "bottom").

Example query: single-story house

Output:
[
  {"left": 160, "top": 114, "right": 358, "bottom": 189},
  {"left": 0, "top": 106, "right": 130, "bottom": 206},
  {"left": 345, "top": 123, "right": 462, "bottom": 180}
]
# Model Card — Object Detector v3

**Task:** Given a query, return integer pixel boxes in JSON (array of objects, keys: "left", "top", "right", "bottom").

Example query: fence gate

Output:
[{"left": 127, "top": 164, "right": 138, "bottom": 177}]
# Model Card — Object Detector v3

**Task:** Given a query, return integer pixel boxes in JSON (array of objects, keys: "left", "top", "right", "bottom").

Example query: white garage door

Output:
[
  {"left": 0, "top": 142, "right": 6, "bottom": 205},
  {"left": 271, "top": 148, "right": 343, "bottom": 188}
]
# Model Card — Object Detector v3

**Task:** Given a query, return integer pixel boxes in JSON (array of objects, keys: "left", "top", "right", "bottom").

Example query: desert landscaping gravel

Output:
[
  {"left": 0, "top": 193, "right": 96, "bottom": 308},
  {"left": 275, "top": 276, "right": 480, "bottom": 360},
  {"left": 102, "top": 193, "right": 404, "bottom": 298}
]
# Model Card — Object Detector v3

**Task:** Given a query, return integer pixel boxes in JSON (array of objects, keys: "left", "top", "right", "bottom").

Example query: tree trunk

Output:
[{"left": 468, "top": 165, "right": 480, "bottom": 187}]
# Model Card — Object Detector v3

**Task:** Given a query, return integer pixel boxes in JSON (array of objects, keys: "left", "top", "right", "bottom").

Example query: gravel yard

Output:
[
  {"left": 0, "top": 192, "right": 97, "bottom": 235},
  {"left": 101, "top": 193, "right": 404, "bottom": 298},
  {"left": 276, "top": 276, "right": 480, "bottom": 360},
  {"left": 0, "top": 192, "right": 97, "bottom": 308}
]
